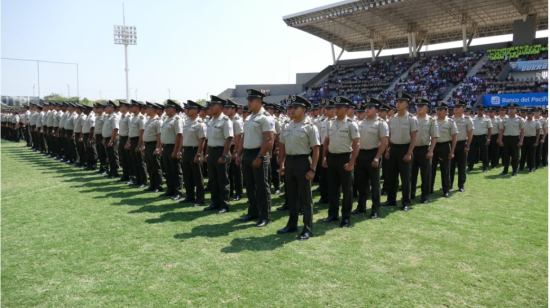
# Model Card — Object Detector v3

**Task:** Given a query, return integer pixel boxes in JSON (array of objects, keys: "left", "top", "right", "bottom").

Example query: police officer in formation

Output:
[
  {"left": 381, "top": 92, "right": 417, "bottom": 211},
  {"left": 204, "top": 96, "right": 233, "bottom": 214},
  {"left": 180, "top": 101, "right": 207, "bottom": 206},
  {"left": 352, "top": 97, "right": 388, "bottom": 218},
  {"left": 10, "top": 94, "right": 550, "bottom": 241},
  {"left": 277, "top": 95, "right": 320, "bottom": 240},
  {"left": 321, "top": 96, "right": 360, "bottom": 227}
]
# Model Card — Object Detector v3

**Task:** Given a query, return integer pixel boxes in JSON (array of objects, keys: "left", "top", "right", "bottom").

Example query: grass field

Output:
[{"left": 1, "top": 139, "right": 548, "bottom": 307}]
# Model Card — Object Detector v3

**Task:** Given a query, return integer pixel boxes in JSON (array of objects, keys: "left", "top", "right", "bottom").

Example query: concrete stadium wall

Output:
[{"left": 296, "top": 73, "right": 318, "bottom": 85}]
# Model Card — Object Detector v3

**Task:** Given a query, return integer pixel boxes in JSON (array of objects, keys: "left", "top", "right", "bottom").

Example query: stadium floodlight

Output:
[{"left": 113, "top": 3, "right": 136, "bottom": 111}]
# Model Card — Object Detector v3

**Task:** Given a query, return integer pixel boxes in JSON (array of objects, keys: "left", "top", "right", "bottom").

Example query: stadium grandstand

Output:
[{"left": 218, "top": 0, "right": 548, "bottom": 109}]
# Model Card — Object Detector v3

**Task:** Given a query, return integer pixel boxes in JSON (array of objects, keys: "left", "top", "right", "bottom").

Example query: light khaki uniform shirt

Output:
[
  {"left": 143, "top": 115, "right": 162, "bottom": 142},
  {"left": 161, "top": 115, "right": 184, "bottom": 144},
  {"left": 182, "top": 117, "right": 207, "bottom": 147},
  {"left": 74, "top": 113, "right": 86, "bottom": 133},
  {"left": 489, "top": 117, "right": 501, "bottom": 135},
  {"left": 436, "top": 117, "right": 458, "bottom": 143},
  {"left": 29, "top": 111, "right": 38, "bottom": 126},
  {"left": 129, "top": 114, "right": 145, "bottom": 138},
  {"left": 499, "top": 116, "right": 525, "bottom": 136},
  {"left": 118, "top": 112, "right": 132, "bottom": 137},
  {"left": 95, "top": 114, "right": 105, "bottom": 135},
  {"left": 207, "top": 114, "right": 233, "bottom": 147},
  {"left": 358, "top": 116, "right": 389, "bottom": 150},
  {"left": 242, "top": 107, "right": 275, "bottom": 149},
  {"left": 64, "top": 112, "right": 78, "bottom": 130},
  {"left": 472, "top": 115, "right": 493, "bottom": 136},
  {"left": 388, "top": 111, "right": 419, "bottom": 144},
  {"left": 414, "top": 115, "right": 439, "bottom": 146},
  {"left": 280, "top": 118, "right": 320, "bottom": 155},
  {"left": 325, "top": 116, "right": 360, "bottom": 153},
  {"left": 523, "top": 119, "right": 541, "bottom": 137},
  {"left": 46, "top": 110, "right": 55, "bottom": 127},
  {"left": 82, "top": 113, "right": 95, "bottom": 134},
  {"left": 102, "top": 112, "right": 120, "bottom": 138},
  {"left": 452, "top": 115, "right": 474, "bottom": 141},
  {"left": 230, "top": 115, "right": 244, "bottom": 146},
  {"left": 35, "top": 111, "right": 45, "bottom": 128}
]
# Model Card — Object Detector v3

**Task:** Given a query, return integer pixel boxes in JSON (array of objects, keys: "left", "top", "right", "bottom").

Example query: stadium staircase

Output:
[{"left": 441, "top": 54, "right": 489, "bottom": 102}]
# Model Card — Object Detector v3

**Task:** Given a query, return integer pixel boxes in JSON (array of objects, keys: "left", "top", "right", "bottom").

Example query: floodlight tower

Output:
[{"left": 113, "top": 4, "right": 137, "bottom": 105}]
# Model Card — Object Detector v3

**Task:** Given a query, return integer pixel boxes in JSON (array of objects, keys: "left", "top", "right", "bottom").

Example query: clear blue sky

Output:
[{"left": 2, "top": 0, "right": 548, "bottom": 102}]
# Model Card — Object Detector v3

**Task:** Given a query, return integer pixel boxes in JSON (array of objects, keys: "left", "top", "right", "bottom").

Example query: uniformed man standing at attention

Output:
[
  {"left": 74, "top": 104, "right": 86, "bottom": 167},
  {"left": 468, "top": 106, "right": 492, "bottom": 172},
  {"left": 102, "top": 100, "right": 121, "bottom": 179},
  {"left": 204, "top": 96, "right": 234, "bottom": 214},
  {"left": 223, "top": 99, "right": 244, "bottom": 202},
  {"left": 498, "top": 103, "right": 525, "bottom": 176},
  {"left": 64, "top": 103, "right": 78, "bottom": 164},
  {"left": 235, "top": 89, "right": 275, "bottom": 227},
  {"left": 487, "top": 108, "right": 501, "bottom": 169},
  {"left": 450, "top": 100, "right": 473, "bottom": 192},
  {"left": 352, "top": 97, "right": 388, "bottom": 218},
  {"left": 315, "top": 99, "right": 335, "bottom": 205},
  {"left": 411, "top": 98, "right": 439, "bottom": 204},
  {"left": 158, "top": 100, "right": 184, "bottom": 200},
  {"left": 118, "top": 100, "right": 133, "bottom": 181},
  {"left": 321, "top": 96, "right": 360, "bottom": 227},
  {"left": 534, "top": 108, "right": 548, "bottom": 169},
  {"left": 431, "top": 102, "right": 458, "bottom": 198},
  {"left": 277, "top": 95, "right": 320, "bottom": 240},
  {"left": 126, "top": 100, "right": 147, "bottom": 186},
  {"left": 180, "top": 101, "right": 207, "bottom": 206},
  {"left": 381, "top": 92, "right": 418, "bottom": 211},
  {"left": 93, "top": 103, "right": 108, "bottom": 175},
  {"left": 519, "top": 108, "right": 541, "bottom": 172},
  {"left": 81, "top": 105, "right": 97, "bottom": 170},
  {"left": 57, "top": 103, "right": 68, "bottom": 161},
  {"left": 143, "top": 102, "right": 163, "bottom": 192},
  {"left": 35, "top": 104, "right": 47, "bottom": 154}
]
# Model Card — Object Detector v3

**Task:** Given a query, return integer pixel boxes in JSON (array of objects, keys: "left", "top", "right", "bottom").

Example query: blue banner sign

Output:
[
  {"left": 483, "top": 93, "right": 548, "bottom": 106},
  {"left": 509, "top": 60, "right": 548, "bottom": 72}
]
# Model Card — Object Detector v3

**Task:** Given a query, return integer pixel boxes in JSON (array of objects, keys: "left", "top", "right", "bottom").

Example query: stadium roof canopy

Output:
[{"left": 283, "top": 0, "right": 548, "bottom": 54}]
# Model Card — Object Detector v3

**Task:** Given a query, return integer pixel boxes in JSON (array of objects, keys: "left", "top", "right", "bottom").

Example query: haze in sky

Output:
[{"left": 1, "top": 0, "right": 548, "bottom": 102}]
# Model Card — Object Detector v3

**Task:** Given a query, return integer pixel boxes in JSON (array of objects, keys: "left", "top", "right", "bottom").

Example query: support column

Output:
[
  {"left": 462, "top": 23, "right": 468, "bottom": 51},
  {"left": 407, "top": 33, "right": 413, "bottom": 58},
  {"left": 331, "top": 42, "right": 336, "bottom": 65},
  {"left": 371, "top": 39, "right": 376, "bottom": 62},
  {"left": 411, "top": 32, "right": 417, "bottom": 58}
]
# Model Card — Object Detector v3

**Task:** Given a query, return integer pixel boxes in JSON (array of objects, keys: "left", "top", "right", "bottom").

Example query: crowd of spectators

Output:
[{"left": 306, "top": 57, "right": 413, "bottom": 105}]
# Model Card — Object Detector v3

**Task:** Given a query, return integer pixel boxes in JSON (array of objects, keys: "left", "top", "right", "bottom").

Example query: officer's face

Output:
[
  {"left": 146, "top": 107, "right": 156, "bottom": 117},
  {"left": 326, "top": 108, "right": 336, "bottom": 118},
  {"left": 436, "top": 108, "right": 447, "bottom": 118},
  {"left": 396, "top": 100, "right": 408, "bottom": 111},
  {"left": 288, "top": 106, "right": 305, "bottom": 119},
  {"left": 187, "top": 108, "right": 199, "bottom": 117},
  {"left": 477, "top": 110, "right": 484, "bottom": 117},
  {"left": 223, "top": 106, "right": 235, "bottom": 117},
  {"left": 366, "top": 106, "right": 378, "bottom": 117},
  {"left": 165, "top": 106, "right": 176, "bottom": 117},
  {"left": 509, "top": 107, "right": 517, "bottom": 115},
  {"left": 356, "top": 111, "right": 367, "bottom": 120},
  {"left": 335, "top": 106, "right": 348, "bottom": 117},
  {"left": 247, "top": 98, "right": 262, "bottom": 112},
  {"left": 417, "top": 105, "right": 428, "bottom": 115},
  {"left": 527, "top": 112, "right": 534, "bottom": 120},
  {"left": 130, "top": 106, "right": 140, "bottom": 114}
]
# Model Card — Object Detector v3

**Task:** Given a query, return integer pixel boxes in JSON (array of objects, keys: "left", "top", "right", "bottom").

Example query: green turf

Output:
[{"left": 1, "top": 140, "right": 548, "bottom": 307}]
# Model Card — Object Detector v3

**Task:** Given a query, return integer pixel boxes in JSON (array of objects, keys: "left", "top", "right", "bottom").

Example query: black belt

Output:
[
  {"left": 183, "top": 146, "right": 198, "bottom": 149},
  {"left": 360, "top": 148, "right": 378, "bottom": 153},
  {"left": 209, "top": 146, "right": 224, "bottom": 149},
  {"left": 328, "top": 152, "right": 351, "bottom": 156},
  {"left": 286, "top": 154, "right": 309, "bottom": 159},
  {"left": 436, "top": 141, "right": 451, "bottom": 145},
  {"left": 120, "top": 135, "right": 128, "bottom": 138},
  {"left": 415, "top": 145, "right": 429, "bottom": 149},
  {"left": 474, "top": 134, "right": 487, "bottom": 137},
  {"left": 130, "top": 136, "right": 139, "bottom": 139},
  {"left": 145, "top": 141, "right": 156, "bottom": 144},
  {"left": 457, "top": 140, "right": 466, "bottom": 143},
  {"left": 390, "top": 143, "right": 409, "bottom": 148},
  {"left": 524, "top": 136, "right": 536, "bottom": 138},
  {"left": 503, "top": 135, "right": 519, "bottom": 138}
]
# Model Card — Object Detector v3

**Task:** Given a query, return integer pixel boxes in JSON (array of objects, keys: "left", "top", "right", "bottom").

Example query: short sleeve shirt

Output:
[
  {"left": 489, "top": 117, "right": 501, "bottom": 135},
  {"left": 101, "top": 112, "right": 120, "bottom": 138},
  {"left": 129, "top": 114, "right": 145, "bottom": 138},
  {"left": 207, "top": 114, "right": 233, "bottom": 147},
  {"left": 326, "top": 116, "right": 360, "bottom": 154},
  {"left": 160, "top": 115, "right": 184, "bottom": 144},
  {"left": 472, "top": 115, "right": 493, "bottom": 135},
  {"left": 414, "top": 115, "right": 439, "bottom": 146},
  {"left": 182, "top": 117, "right": 207, "bottom": 147},
  {"left": 118, "top": 112, "right": 132, "bottom": 137},
  {"left": 95, "top": 114, "right": 105, "bottom": 134},
  {"left": 82, "top": 113, "right": 96, "bottom": 133},
  {"left": 230, "top": 115, "right": 244, "bottom": 145},
  {"left": 280, "top": 118, "right": 320, "bottom": 155},
  {"left": 452, "top": 115, "right": 474, "bottom": 141},
  {"left": 499, "top": 116, "right": 525, "bottom": 136},
  {"left": 358, "top": 116, "right": 389, "bottom": 150},
  {"left": 388, "top": 111, "right": 419, "bottom": 144},
  {"left": 243, "top": 107, "right": 275, "bottom": 149},
  {"left": 436, "top": 117, "right": 458, "bottom": 143},
  {"left": 524, "top": 119, "right": 541, "bottom": 137},
  {"left": 143, "top": 116, "right": 162, "bottom": 142}
]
